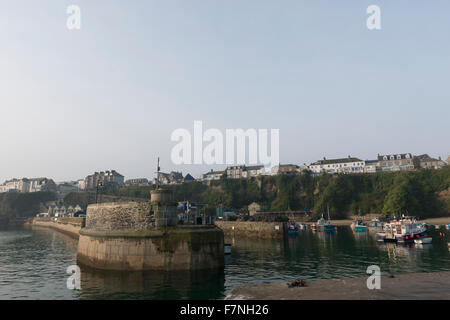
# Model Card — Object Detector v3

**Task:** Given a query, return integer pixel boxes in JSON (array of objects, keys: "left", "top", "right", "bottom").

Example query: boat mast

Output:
[
  {"left": 327, "top": 205, "right": 330, "bottom": 221},
  {"left": 155, "top": 157, "right": 161, "bottom": 190}
]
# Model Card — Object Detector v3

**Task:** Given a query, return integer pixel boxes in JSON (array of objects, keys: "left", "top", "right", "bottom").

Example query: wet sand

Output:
[{"left": 226, "top": 271, "right": 450, "bottom": 300}]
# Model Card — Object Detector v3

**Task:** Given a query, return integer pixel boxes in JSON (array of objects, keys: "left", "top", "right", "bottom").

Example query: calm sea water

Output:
[{"left": 0, "top": 226, "right": 449, "bottom": 300}]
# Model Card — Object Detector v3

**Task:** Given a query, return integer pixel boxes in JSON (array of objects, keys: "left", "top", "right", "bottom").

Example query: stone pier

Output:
[{"left": 77, "top": 189, "right": 224, "bottom": 271}]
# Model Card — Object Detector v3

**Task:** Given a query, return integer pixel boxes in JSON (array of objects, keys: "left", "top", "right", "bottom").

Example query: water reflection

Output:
[
  {"left": 224, "top": 226, "right": 450, "bottom": 290},
  {"left": 77, "top": 266, "right": 225, "bottom": 300}
]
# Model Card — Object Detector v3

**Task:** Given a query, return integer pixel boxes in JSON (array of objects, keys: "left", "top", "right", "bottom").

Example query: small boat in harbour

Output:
[
  {"left": 368, "top": 218, "right": 383, "bottom": 230},
  {"left": 287, "top": 221, "right": 299, "bottom": 235},
  {"left": 375, "top": 216, "right": 429, "bottom": 243},
  {"left": 312, "top": 207, "right": 336, "bottom": 232},
  {"left": 414, "top": 237, "right": 432, "bottom": 244}
]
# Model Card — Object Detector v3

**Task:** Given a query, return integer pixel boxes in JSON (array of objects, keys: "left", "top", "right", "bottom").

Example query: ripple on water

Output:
[{"left": 1, "top": 227, "right": 450, "bottom": 299}]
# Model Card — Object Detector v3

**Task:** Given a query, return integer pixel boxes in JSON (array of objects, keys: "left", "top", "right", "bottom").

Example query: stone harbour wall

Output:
[
  {"left": 32, "top": 217, "right": 84, "bottom": 239},
  {"left": 77, "top": 226, "right": 224, "bottom": 271},
  {"left": 86, "top": 202, "right": 154, "bottom": 231},
  {"left": 77, "top": 202, "right": 225, "bottom": 271},
  {"left": 214, "top": 221, "right": 286, "bottom": 238}
]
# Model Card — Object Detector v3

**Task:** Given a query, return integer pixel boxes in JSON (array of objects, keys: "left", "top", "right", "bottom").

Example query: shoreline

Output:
[
  {"left": 226, "top": 271, "right": 450, "bottom": 300},
  {"left": 312, "top": 216, "right": 450, "bottom": 226}
]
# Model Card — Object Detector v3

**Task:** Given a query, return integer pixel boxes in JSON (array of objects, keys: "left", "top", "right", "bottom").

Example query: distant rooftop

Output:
[{"left": 311, "top": 156, "right": 363, "bottom": 165}]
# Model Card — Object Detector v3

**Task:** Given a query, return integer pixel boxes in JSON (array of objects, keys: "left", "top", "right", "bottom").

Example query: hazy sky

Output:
[{"left": 0, "top": 0, "right": 449, "bottom": 182}]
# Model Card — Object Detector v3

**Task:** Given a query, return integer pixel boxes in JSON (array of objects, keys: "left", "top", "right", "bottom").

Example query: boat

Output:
[
  {"left": 445, "top": 223, "right": 450, "bottom": 230},
  {"left": 414, "top": 237, "right": 432, "bottom": 244},
  {"left": 312, "top": 207, "right": 336, "bottom": 232},
  {"left": 351, "top": 219, "right": 368, "bottom": 232},
  {"left": 368, "top": 218, "right": 383, "bottom": 229},
  {"left": 375, "top": 216, "right": 429, "bottom": 243},
  {"left": 287, "top": 221, "right": 299, "bottom": 235},
  {"left": 224, "top": 243, "right": 232, "bottom": 255},
  {"left": 299, "top": 223, "right": 307, "bottom": 230}
]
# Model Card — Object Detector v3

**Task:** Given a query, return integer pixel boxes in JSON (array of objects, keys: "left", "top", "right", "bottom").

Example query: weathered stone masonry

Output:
[{"left": 77, "top": 195, "right": 224, "bottom": 271}]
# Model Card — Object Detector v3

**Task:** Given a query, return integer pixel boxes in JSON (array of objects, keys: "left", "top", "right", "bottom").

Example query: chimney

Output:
[{"left": 323, "top": 157, "right": 326, "bottom": 160}]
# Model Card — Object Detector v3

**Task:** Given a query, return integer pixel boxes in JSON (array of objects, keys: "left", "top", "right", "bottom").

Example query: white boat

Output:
[
  {"left": 375, "top": 216, "right": 429, "bottom": 243},
  {"left": 414, "top": 237, "right": 432, "bottom": 244}
]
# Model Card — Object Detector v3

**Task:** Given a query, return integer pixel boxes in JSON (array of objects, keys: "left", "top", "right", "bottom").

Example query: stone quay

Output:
[{"left": 76, "top": 189, "right": 224, "bottom": 271}]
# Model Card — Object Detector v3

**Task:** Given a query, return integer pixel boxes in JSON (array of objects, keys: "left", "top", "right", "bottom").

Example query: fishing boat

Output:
[
  {"left": 351, "top": 219, "right": 367, "bottom": 232},
  {"left": 312, "top": 207, "right": 336, "bottom": 232},
  {"left": 287, "top": 221, "right": 299, "bottom": 235},
  {"left": 375, "top": 216, "right": 429, "bottom": 243},
  {"left": 414, "top": 237, "right": 432, "bottom": 244},
  {"left": 368, "top": 218, "right": 383, "bottom": 229}
]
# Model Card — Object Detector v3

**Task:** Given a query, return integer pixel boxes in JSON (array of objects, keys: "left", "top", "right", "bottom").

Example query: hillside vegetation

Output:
[
  {"left": 0, "top": 192, "right": 56, "bottom": 222},
  {"left": 100, "top": 167, "right": 450, "bottom": 219}
]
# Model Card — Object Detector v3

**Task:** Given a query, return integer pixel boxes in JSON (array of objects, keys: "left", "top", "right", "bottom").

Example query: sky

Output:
[{"left": 0, "top": 0, "right": 449, "bottom": 182}]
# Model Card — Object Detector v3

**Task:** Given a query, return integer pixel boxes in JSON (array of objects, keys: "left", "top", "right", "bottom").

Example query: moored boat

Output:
[
  {"left": 368, "top": 218, "right": 383, "bottom": 230},
  {"left": 287, "top": 221, "right": 299, "bottom": 235},
  {"left": 375, "top": 216, "right": 429, "bottom": 243},
  {"left": 312, "top": 207, "right": 336, "bottom": 232},
  {"left": 351, "top": 219, "right": 367, "bottom": 232}
]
